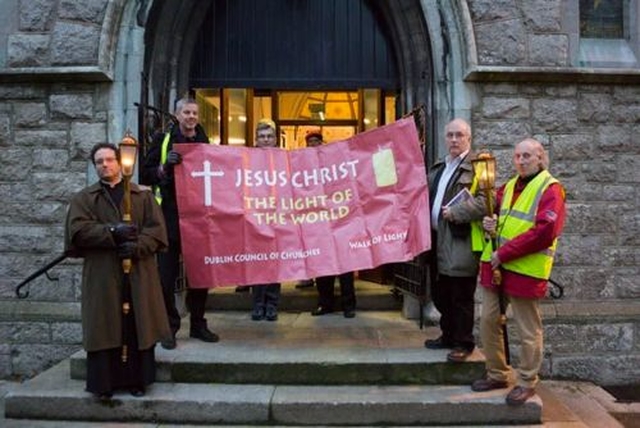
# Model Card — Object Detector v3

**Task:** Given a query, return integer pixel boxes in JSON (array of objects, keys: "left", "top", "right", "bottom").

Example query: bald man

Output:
[{"left": 471, "top": 138, "right": 566, "bottom": 406}]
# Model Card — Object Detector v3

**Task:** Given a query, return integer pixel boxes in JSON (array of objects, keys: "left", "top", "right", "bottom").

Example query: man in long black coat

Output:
[{"left": 65, "top": 142, "right": 171, "bottom": 399}]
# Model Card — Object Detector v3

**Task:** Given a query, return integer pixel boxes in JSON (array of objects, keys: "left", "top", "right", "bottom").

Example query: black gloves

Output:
[
  {"left": 117, "top": 241, "right": 138, "bottom": 259},
  {"left": 109, "top": 223, "right": 138, "bottom": 244},
  {"left": 165, "top": 151, "right": 182, "bottom": 167}
]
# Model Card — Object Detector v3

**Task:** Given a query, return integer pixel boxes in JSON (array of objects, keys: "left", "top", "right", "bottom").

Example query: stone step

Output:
[
  {"left": 68, "top": 310, "right": 484, "bottom": 385},
  {"left": 204, "top": 279, "right": 402, "bottom": 311},
  {"left": 5, "top": 360, "right": 542, "bottom": 426},
  {"left": 70, "top": 347, "right": 485, "bottom": 386}
]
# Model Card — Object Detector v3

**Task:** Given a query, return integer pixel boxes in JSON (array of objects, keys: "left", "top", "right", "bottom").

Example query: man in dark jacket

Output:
[
  {"left": 65, "top": 142, "right": 171, "bottom": 399},
  {"left": 425, "top": 118, "right": 486, "bottom": 362},
  {"left": 141, "top": 97, "right": 218, "bottom": 349}
]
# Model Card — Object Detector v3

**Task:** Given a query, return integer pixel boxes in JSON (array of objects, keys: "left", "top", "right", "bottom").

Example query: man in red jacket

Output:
[{"left": 471, "top": 138, "right": 566, "bottom": 406}]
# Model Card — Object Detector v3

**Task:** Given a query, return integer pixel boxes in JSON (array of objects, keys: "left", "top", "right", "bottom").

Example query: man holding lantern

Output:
[
  {"left": 65, "top": 142, "right": 170, "bottom": 399},
  {"left": 471, "top": 138, "right": 566, "bottom": 406}
]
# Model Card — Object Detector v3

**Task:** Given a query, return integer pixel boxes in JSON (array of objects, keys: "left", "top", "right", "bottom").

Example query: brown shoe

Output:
[
  {"left": 446, "top": 348, "right": 471, "bottom": 363},
  {"left": 506, "top": 386, "right": 536, "bottom": 406},
  {"left": 471, "top": 377, "right": 509, "bottom": 392}
]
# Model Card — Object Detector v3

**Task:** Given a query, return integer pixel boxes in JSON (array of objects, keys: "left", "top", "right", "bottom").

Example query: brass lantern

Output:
[
  {"left": 471, "top": 151, "right": 496, "bottom": 193},
  {"left": 471, "top": 151, "right": 497, "bottom": 215},
  {"left": 119, "top": 131, "right": 138, "bottom": 179}
]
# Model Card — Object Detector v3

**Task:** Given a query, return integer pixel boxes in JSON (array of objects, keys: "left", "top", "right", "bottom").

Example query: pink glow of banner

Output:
[{"left": 174, "top": 117, "right": 431, "bottom": 288}]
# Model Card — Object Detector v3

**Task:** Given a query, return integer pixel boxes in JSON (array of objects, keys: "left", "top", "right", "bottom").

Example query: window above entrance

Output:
[
  {"left": 194, "top": 88, "right": 397, "bottom": 150},
  {"left": 278, "top": 92, "right": 359, "bottom": 121}
]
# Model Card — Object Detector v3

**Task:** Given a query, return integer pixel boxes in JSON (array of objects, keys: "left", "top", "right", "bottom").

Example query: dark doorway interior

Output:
[{"left": 189, "top": 0, "right": 399, "bottom": 89}]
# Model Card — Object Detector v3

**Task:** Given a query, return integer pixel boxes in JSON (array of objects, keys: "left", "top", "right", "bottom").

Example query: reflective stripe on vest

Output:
[
  {"left": 154, "top": 132, "right": 173, "bottom": 204},
  {"left": 469, "top": 176, "right": 485, "bottom": 252},
  {"left": 480, "top": 170, "right": 559, "bottom": 280}
]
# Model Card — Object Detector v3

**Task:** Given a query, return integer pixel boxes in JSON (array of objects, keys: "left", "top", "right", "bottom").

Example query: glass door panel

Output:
[
  {"left": 195, "top": 89, "right": 221, "bottom": 144},
  {"left": 384, "top": 94, "right": 397, "bottom": 124},
  {"left": 226, "top": 88, "right": 249, "bottom": 146},
  {"left": 362, "top": 89, "right": 380, "bottom": 131}
]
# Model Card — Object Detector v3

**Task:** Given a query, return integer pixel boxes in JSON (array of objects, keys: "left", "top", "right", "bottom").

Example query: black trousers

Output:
[
  {"left": 158, "top": 239, "right": 209, "bottom": 333},
  {"left": 86, "top": 284, "right": 154, "bottom": 394},
  {"left": 316, "top": 272, "right": 356, "bottom": 311},
  {"left": 431, "top": 274, "right": 476, "bottom": 351},
  {"left": 252, "top": 283, "right": 281, "bottom": 310}
]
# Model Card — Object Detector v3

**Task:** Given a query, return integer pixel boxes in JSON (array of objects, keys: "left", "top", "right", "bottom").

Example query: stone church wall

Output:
[{"left": 465, "top": 0, "right": 640, "bottom": 384}]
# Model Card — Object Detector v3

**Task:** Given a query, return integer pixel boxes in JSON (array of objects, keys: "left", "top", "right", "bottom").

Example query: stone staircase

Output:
[{"left": 3, "top": 282, "right": 543, "bottom": 426}]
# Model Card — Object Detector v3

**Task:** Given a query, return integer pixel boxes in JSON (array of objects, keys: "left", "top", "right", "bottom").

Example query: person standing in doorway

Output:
[
  {"left": 471, "top": 138, "right": 566, "bottom": 406},
  {"left": 425, "top": 118, "right": 486, "bottom": 362},
  {"left": 310, "top": 271, "right": 357, "bottom": 319},
  {"left": 65, "top": 143, "right": 171, "bottom": 399},
  {"left": 302, "top": 129, "right": 357, "bottom": 319},
  {"left": 249, "top": 118, "right": 282, "bottom": 321},
  {"left": 141, "top": 97, "right": 219, "bottom": 349},
  {"left": 295, "top": 128, "right": 324, "bottom": 290}
]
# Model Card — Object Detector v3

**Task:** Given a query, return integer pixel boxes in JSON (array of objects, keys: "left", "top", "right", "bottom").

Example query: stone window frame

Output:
[{"left": 564, "top": 0, "right": 640, "bottom": 68}]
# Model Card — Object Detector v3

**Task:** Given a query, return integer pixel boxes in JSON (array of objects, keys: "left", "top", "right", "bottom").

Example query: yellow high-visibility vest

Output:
[
  {"left": 154, "top": 132, "right": 172, "bottom": 204},
  {"left": 154, "top": 132, "right": 214, "bottom": 204},
  {"left": 480, "top": 170, "right": 559, "bottom": 279},
  {"left": 469, "top": 177, "right": 485, "bottom": 253}
]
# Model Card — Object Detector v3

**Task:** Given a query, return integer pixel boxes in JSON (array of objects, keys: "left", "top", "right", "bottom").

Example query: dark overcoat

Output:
[{"left": 64, "top": 182, "right": 171, "bottom": 352}]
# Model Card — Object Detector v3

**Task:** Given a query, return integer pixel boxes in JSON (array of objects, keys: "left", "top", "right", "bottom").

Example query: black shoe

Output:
[
  {"left": 190, "top": 326, "right": 219, "bottom": 343},
  {"left": 130, "top": 387, "right": 145, "bottom": 397},
  {"left": 424, "top": 336, "right": 453, "bottom": 349},
  {"left": 311, "top": 306, "right": 333, "bottom": 316},
  {"left": 251, "top": 306, "right": 265, "bottom": 321},
  {"left": 265, "top": 307, "right": 278, "bottom": 321},
  {"left": 235, "top": 286, "right": 250, "bottom": 293},
  {"left": 343, "top": 309, "right": 356, "bottom": 318},
  {"left": 160, "top": 335, "right": 177, "bottom": 350}
]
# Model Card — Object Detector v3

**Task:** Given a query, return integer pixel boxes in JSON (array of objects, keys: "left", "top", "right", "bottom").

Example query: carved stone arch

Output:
[
  {"left": 370, "top": 0, "right": 435, "bottom": 158},
  {"left": 143, "top": 0, "right": 210, "bottom": 108},
  {"left": 99, "top": 0, "right": 129, "bottom": 78},
  {"left": 140, "top": 0, "right": 476, "bottom": 150}
]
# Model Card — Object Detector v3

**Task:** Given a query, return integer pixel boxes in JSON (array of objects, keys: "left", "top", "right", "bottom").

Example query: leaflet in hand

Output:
[{"left": 444, "top": 188, "right": 473, "bottom": 208}]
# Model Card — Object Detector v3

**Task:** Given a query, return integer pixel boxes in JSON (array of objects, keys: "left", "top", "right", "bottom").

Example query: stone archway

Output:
[
  {"left": 140, "top": 1, "right": 436, "bottom": 138},
  {"left": 114, "top": 0, "right": 476, "bottom": 160}
]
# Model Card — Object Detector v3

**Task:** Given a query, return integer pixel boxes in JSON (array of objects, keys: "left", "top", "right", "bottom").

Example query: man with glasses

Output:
[{"left": 248, "top": 119, "right": 282, "bottom": 321}]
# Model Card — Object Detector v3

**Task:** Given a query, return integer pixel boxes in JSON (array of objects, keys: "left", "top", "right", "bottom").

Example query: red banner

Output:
[{"left": 174, "top": 117, "right": 431, "bottom": 287}]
